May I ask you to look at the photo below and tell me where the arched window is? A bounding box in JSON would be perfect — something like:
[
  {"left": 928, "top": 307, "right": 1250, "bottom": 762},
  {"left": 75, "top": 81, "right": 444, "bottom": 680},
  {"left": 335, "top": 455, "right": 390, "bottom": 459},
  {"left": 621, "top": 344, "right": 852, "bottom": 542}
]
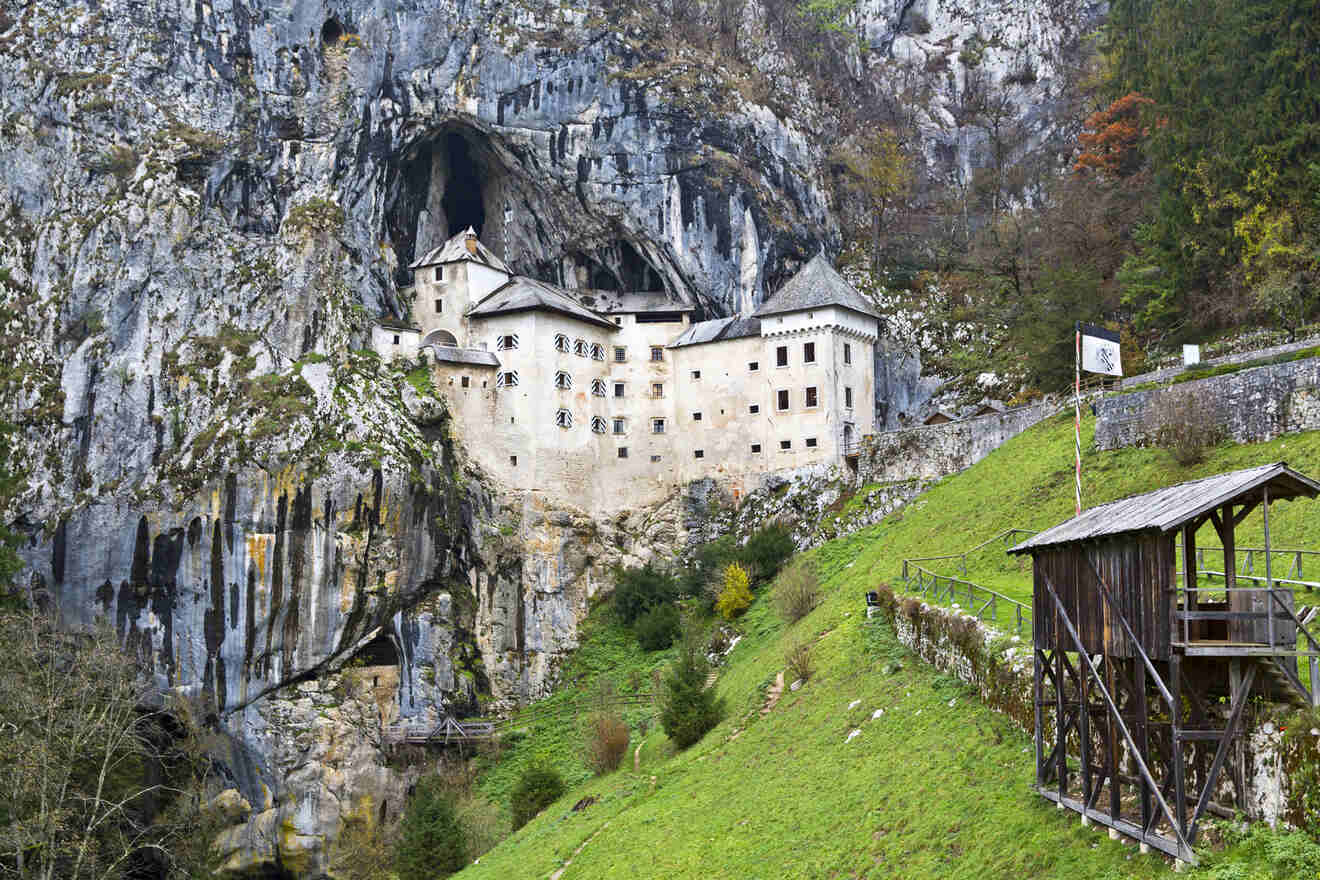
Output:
[
  {"left": 590, "top": 343, "right": 605, "bottom": 361},
  {"left": 496, "top": 371, "right": 519, "bottom": 388},
  {"left": 591, "top": 379, "right": 607, "bottom": 397},
  {"left": 554, "top": 333, "right": 571, "bottom": 353},
  {"left": 554, "top": 371, "right": 573, "bottom": 390},
  {"left": 591, "top": 416, "right": 607, "bottom": 434},
  {"left": 555, "top": 408, "right": 572, "bottom": 428},
  {"left": 496, "top": 334, "right": 519, "bottom": 351},
  {"left": 574, "top": 338, "right": 589, "bottom": 357}
]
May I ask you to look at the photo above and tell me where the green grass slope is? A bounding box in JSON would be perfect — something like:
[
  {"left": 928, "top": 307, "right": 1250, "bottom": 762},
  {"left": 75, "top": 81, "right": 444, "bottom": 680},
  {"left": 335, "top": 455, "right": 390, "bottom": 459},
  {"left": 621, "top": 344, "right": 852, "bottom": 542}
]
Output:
[{"left": 458, "top": 417, "right": 1320, "bottom": 879}]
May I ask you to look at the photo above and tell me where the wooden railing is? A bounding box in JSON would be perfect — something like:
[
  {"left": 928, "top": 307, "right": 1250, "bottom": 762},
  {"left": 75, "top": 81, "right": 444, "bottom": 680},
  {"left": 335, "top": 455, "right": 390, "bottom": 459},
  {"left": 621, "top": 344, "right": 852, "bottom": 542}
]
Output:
[
  {"left": 384, "top": 692, "right": 659, "bottom": 747},
  {"left": 901, "top": 564, "right": 1032, "bottom": 638},
  {"left": 1191, "top": 546, "right": 1320, "bottom": 587},
  {"left": 904, "top": 528, "right": 1037, "bottom": 578}
]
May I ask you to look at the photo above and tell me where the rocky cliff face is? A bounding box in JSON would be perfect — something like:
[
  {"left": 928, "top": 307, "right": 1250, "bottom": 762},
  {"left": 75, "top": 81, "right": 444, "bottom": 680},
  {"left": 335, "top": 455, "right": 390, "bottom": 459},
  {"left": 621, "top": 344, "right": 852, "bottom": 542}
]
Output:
[{"left": 0, "top": 0, "right": 1099, "bottom": 872}]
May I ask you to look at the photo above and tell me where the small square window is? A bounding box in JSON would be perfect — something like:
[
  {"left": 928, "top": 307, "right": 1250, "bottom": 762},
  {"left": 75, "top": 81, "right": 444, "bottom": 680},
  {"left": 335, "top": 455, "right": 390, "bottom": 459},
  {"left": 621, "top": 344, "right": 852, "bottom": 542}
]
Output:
[
  {"left": 691, "top": 370, "right": 701, "bottom": 380},
  {"left": 614, "top": 382, "right": 625, "bottom": 398},
  {"left": 748, "top": 361, "right": 759, "bottom": 371},
  {"left": 845, "top": 386, "right": 854, "bottom": 408},
  {"left": 650, "top": 346, "right": 664, "bottom": 361},
  {"left": 750, "top": 404, "right": 760, "bottom": 414},
  {"left": 434, "top": 299, "right": 442, "bottom": 314},
  {"left": 805, "top": 437, "right": 818, "bottom": 448},
  {"left": 650, "top": 454, "right": 662, "bottom": 463},
  {"left": 844, "top": 342, "right": 852, "bottom": 365},
  {"left": 614, "top": 346, "right": 627, "bottom": 362},
  {"left": 461, "top": 376, "right": 470, "bottom": 388},
  {"left": 618, "top": 447, "right": 629, "bottom": 458},
  {"left": 652, "top": 418, "right": 666, "bottom": 434},
  {"left": 692, "top": 412, "right": 702, "bottom": 421},
  {"left": 510, "top": 455, "right": 518, "bottom": 466},
  {"left": 392, "top": 334, "right": 400, "bottom": 344},
  {"left": 694, "top": 449, "right": 704, "bottom": 459},
  {"left": 651, "top": 383, "right": 664, "bottom": 398},
  {"left": 803, "top": 342, "right": 815, "bottom": 363},
  {"left": 750, "top": 443, "right": 761, "bottom": 454},
  {"left": 780, "top": 439, "right": 792, "bottom": 450},
  {"left": 613, "top": 418, "right": 625, "bottom": 435},
  {"left": 805, "top": 386, "right": 818, "bottom": 408},
  {"left": 776, "top": 389, "right": 789, "bottom": 411}
]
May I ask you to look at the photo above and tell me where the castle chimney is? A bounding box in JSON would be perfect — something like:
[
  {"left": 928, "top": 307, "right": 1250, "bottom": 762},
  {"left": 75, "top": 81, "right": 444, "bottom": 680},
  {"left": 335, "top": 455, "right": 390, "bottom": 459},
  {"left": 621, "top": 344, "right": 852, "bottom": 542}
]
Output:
[{"left": 464, "top": 229, "right": 478, "bottom": 255}]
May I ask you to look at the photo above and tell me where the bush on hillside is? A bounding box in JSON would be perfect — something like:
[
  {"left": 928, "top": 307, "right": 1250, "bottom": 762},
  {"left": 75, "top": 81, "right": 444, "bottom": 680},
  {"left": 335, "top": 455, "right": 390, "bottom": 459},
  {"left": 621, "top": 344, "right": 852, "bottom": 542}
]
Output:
[
  {"left": 784, "top": 638, "right": 814, "bottom": 683},
  {"left": 681, "top": 535, "right": 738, "bottom": 605},
  {"left": 660, "top": 637, "right": 724, "bottom": 749},
  {"left": 584, "top": 712, "right": 630, "bottom": 775},
  {"left": 634, "top": 603, "right": 681, "bottom": 651},
  {"left": 715, "top": 562, "right": 753, "bottom": 620},
  {"left": 395, "top": 777, "right": 466, "bottom": 880},
  {"left": 1148, "top": 388, "right": 1225, "bottom": 466},
  {"left": 773, "top": 560, "right": 821, "bottom": 623},
  {"left": 613, "top": 564, "right": 681, "bottom": 625},
  {"left": 510, "top": 762, "right": 566, "bottom": 830},
  {"left": 742, "top": 522, "right": 795, "bottom": 583}
]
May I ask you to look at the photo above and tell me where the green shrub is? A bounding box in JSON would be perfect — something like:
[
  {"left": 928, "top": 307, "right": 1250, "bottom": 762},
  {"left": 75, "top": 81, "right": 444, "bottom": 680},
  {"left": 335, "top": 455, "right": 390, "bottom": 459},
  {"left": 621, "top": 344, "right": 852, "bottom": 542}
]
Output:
[
  {"left": 584, "top": 712, "right": 630, "bottom": 775},
  {"left": 773, "top": 560, "right": 821, "bottom": 623},
  {"left": 715, "top": 562, "right": 753, "bottom": 620},
  {"left": 633, "top": 603, "right": 681, "bottom": 651},
  {"left": 612, "top": 564, "right": 680, "bottom": 625},
  {"left": 741, "top": 522, "right": 795, "bottom": 583},
  {"left": 395, "top": 777, "right": 466, "bottom": 880},
  {"left": 784, "top": 639, "right": 814, "bottom": 683},
  {"left": 510, "top": 762, "right": 565, "bottom": 830},
  {"left": 681, "top": 535, "right": 738, "bottom": 601},
  {"left": 660, "top": 637, "right": 724, "bottom": 749}
]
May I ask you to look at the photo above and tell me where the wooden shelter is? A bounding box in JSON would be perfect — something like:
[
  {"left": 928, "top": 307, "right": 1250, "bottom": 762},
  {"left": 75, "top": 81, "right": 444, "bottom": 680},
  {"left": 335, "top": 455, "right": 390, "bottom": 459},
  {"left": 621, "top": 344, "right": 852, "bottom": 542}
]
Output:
[{"left": 1008, "top": 462, "right": 1320, "bottom": 864}]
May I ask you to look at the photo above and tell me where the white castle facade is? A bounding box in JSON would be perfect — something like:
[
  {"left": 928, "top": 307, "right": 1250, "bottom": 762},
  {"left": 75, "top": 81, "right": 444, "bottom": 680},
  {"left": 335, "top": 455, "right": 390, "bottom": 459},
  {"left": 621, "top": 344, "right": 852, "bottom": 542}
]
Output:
[{"left": 373, "top": 229, "right": 878, "bottom": 512}]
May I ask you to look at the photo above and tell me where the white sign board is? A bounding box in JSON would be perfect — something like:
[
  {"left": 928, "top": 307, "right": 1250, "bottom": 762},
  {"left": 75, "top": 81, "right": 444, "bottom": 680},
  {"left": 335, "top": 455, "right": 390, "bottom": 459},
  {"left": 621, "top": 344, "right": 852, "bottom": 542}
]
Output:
[
  {"left": 1079, "top": 323, "right": 1123, "bottom": 377},
  {"left": 1183, "top": 344, "right": 1201, "bottom": 367}
]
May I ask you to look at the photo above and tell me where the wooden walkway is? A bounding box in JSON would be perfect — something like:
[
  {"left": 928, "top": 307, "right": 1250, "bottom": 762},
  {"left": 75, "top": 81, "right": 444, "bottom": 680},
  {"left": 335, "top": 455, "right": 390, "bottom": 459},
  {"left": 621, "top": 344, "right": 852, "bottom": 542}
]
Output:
[{"left": 384, "top": 693, "right": 659, "bottom": 748}]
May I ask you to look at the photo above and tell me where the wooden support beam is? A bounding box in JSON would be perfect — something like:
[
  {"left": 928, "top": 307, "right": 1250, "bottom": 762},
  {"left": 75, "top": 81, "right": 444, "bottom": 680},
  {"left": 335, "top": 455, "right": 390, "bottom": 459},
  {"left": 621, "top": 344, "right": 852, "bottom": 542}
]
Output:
[
  {"left": 1171, "top": 653, "right": 1187, "bottom": 841},
  {"left": 1188, "top": 662, "right": 1258, "bottom": 842}
]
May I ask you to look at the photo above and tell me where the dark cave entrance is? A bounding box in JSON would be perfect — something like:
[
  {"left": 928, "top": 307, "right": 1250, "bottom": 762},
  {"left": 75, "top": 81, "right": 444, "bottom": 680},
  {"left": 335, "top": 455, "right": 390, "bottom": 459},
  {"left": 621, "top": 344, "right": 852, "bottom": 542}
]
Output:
[
  {"left": 573, "top": 239, "right": 666, "bottom": 291},
  {"left": 441, "top": 132, "right": 486, "bottom": 238},
  {"left": 354, "top": 633, "right": 400, "bottom": 667}
]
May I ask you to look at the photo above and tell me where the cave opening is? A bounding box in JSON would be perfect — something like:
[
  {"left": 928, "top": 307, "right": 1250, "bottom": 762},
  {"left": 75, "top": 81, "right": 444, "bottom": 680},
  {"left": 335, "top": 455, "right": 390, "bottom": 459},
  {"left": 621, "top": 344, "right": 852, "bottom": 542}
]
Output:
[
  {"left": 441, "top": 132, "right": 486, "bottom": 239},
  {"left": 354, "top": 633, "right": 399, "bottom": 667},
  {"left": 320, "top": 17, "right": 343, "bottom": 44}
]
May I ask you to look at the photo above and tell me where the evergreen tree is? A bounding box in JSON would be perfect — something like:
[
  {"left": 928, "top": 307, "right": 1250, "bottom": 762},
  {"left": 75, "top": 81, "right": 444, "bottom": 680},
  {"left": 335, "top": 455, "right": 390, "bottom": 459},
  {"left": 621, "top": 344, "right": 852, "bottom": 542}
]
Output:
[
  {"left": 660, "top": 637, "right": 724, "bottom": 749},
  {"left": 395, "top": 778, "right": 467, "bottom": 880}
]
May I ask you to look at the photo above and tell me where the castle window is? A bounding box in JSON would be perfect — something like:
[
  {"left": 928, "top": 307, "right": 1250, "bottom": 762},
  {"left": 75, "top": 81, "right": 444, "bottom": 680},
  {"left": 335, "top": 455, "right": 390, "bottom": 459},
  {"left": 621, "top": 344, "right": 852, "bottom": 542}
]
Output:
[
  {"left": 592, "top": 379, "right": 607, "bottom": 397},
  {"left": 554, "top": 371, "right": 573, "bottom": 390},
  {"left": 614, "top": 317, "right": 622, "bottom": 326},
  {"left": 497, "top": 334, "right": 518, "bottom": 351},
  {"left": 651, "top": 383, "right": 664, "bottom": 398},
  {"left": 692, "top": 412, "right": 702, "bottom": 421},
  {"left": 591, "top": 416, "right": 608, "bottom": 434},
  {"left": 461, "top": 376, "right": 470, "bottom": 388},
  {"left": 844, "top": 386, "right": 854, "bottom": 408},
  {"left": 750, "top": 443, "right": 761, "bottom": 454},
  {"left": 650, "top": 346, "right": 664, "bottom": 362},
  {"left": 776, "top": 346, "right": 788, "bottom": 367},
  {"left": 805, "top": 437, "right": 818, "bottom": 448},
  {"left": 575, "top": 338, "right": 589, "bottom": 357},
  {"left": 554, "top": 334, "right": 571, "bottom": 353},
  {"left": 613, "top": 418, "right": 625, "bottom": 435},
  {"left": 843, "top": 342, "right": 852, "bottom": 365},
  {"left": 694, "top": 449, "right": 704, "bottom": 459},
  {"left": 776, "top": 389, "right": 789, "bottom": 411},
  {"left": 496, "top": 371, "right": 519, "bottom": 387},
  {"left": 510, "top": 455, "right": 518, "bottom": 466},
  {"left": 805, "top": 386, "right": 818, "bottom": 408},
  {"left": 780, "top": 439, "right": 792, "bottom": 450},
  {"left": 434, "top": 299, "right": 442, "bottom": 314},
  {"left": 803, "top": 342, "right": 816, "bottom": 363},
  {"left": 613, "top": 382, "right": 625, "bottom": 398},
  {"left": 555, "top": 408, "right": 572, "bottom": 428},
  {"left": 651, "top": 418, "right": 666, "bottom": 434},
  {"left": 618, "top": 446, "right": 629, "bottom": 458},
  {"left": 691, "top": 370, "right": 701, "bottom": 380},
  {"left": 748, "top": 361, "right": 759, "bottom": 371},
  {"left": 435, "top": 266, "right": 444, "bottom": 282},
  {"left": 650, "top": 455, "right": 662, "bottom": 462},
  {"left": 590, "top": 343, "right": 605, "bottom": 361},
  {"left": 393, "top": 334, "right": 400, "bottom": 344},
  {"left": 750, "top": 404, "right": 760, "bottom": 414},
  {"left": 614, "top": 346, "right": 627, "bottom": 362}
]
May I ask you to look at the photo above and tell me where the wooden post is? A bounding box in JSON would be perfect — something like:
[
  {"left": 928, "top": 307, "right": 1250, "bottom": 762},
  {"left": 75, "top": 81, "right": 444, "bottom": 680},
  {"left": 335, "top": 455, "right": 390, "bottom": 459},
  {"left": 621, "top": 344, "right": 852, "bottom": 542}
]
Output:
[
  {"left": 1221, "top": 504, "right": 1242, "bottom": 642},
  {"left": 1170, "top": 654, "right": 1186, "bottom": 839},
  {"left": 1135, "top": 659, "right": 1152, "bottom": 834},
  {"left": 1034, "top": 648, "right": 1046, "bottom": 785},
  {"left": 1056, "top": 646, "right": 1067, "bottom": 800},
  {"left": 1182, "top": 524, "right": 1198, "bottom": 643},
  {"left": 1264, "top": 486, "right": 1275, "bottom": 647},
  {"left": 1106, "top": 656, "right": 1121, "bottom": 821}
]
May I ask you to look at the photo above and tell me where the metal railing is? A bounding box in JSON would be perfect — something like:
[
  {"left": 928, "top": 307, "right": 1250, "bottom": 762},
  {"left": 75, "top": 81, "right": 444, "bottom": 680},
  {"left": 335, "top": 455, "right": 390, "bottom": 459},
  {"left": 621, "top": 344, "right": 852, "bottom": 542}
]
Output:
[{"left": 1192, "top": 546, "right": 1320, "bottom": 585}]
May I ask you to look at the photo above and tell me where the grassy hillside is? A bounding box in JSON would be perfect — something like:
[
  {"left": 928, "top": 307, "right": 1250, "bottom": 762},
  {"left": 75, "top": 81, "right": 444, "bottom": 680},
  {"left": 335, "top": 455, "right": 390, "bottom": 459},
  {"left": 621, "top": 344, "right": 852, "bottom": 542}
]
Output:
[{"left": 455, "top": 418, "right": 1320, "bottom": 879}]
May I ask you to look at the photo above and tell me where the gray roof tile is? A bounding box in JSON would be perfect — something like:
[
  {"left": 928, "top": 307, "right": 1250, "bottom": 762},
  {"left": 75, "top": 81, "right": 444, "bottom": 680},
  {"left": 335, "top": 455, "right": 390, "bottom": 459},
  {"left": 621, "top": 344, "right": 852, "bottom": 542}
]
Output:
[
  {"left": 409, "top": 228, "right": 511, "bottom": 274},
  {"left": 466, "top": 277, "right": 617, "bottom": 329},
  {"left": 669, "top": 316, "right": 761, "bottom": 348},
  {"left": 753, "top": 255, "right": 880, "bottom": 319}
]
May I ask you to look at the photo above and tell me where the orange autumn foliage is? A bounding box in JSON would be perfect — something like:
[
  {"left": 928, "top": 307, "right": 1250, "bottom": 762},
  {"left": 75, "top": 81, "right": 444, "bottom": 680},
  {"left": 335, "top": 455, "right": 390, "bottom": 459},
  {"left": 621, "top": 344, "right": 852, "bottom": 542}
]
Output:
[{"left": 1074, "top": 92, "right": 1156, "bottom": 178}]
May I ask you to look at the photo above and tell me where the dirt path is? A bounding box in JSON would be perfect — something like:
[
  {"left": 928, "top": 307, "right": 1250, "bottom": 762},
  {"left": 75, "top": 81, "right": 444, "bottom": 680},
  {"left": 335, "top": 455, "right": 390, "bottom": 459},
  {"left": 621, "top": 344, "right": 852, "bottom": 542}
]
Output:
[{"left": 760, "top": 671, "right": 785, "bottom": 717}]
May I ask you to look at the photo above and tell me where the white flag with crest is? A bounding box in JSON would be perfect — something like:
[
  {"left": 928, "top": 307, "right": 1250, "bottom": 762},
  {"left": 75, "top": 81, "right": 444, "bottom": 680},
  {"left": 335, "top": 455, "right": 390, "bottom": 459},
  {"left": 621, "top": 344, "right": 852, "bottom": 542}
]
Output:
[{"left": 1079, "top": 322, "right": 1122, "bottom": 377}]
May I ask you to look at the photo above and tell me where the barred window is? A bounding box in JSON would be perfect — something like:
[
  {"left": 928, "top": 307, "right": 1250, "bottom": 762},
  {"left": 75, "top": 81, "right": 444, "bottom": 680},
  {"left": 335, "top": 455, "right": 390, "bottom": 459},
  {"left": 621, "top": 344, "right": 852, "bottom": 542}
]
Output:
[
  {"left": 496, "top": 371, "right": 519, "bottom": 387},
  {"left": 555, "top": 408, "right": 572, "bottom": 428},
  {"left": 614, "top": 346, "right": 626, "bottom": 362},
  {"left": 652, "top": 418, "right": 666, "bottom": 434},
  {"left": 612, "top": 417, "right": 626, "bottom": 435},
  {"left": 497, "top": 334, "right": 519, "bottom": 351},
  {"left": 554, "top": 333, "right": 571, "bottom": 353},
  {"left": 554, "top": 371, "right": 573, "bottom": 389},
  {"left": 591, "top": 416, "right": 608, "bottom": 434},
  {"left": 591, "top": 379, "right": 608, "bottom": 397}
]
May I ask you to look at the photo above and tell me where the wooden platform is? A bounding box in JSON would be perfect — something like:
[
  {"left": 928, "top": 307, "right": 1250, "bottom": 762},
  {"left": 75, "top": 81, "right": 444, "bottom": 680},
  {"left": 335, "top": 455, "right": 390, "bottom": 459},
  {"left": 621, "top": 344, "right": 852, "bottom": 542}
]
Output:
[{"left": 1179, "top": 640, "right": 1317, "bottom": 657}]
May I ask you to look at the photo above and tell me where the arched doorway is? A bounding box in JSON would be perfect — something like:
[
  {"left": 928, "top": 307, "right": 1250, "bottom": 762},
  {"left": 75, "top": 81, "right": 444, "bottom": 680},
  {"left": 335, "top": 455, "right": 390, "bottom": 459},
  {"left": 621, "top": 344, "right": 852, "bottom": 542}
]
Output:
[{"left": 425, "top": 329, "right": 458, "bottom": 347}]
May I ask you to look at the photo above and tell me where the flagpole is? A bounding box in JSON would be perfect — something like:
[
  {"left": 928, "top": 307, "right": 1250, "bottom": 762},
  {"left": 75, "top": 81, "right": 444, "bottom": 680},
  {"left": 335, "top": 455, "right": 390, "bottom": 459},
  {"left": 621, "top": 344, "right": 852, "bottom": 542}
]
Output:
[{"left": 1074, "top": 321, "right": 1082, "bottom": 517}]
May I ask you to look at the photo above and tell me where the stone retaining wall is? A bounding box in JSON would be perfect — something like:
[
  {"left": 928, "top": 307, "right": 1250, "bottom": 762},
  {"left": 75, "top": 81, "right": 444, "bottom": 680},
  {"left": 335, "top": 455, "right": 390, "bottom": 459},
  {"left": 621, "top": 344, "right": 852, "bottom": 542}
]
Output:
[{"left": 1096, "top": 357, "right": 1320, "bottom": 450}]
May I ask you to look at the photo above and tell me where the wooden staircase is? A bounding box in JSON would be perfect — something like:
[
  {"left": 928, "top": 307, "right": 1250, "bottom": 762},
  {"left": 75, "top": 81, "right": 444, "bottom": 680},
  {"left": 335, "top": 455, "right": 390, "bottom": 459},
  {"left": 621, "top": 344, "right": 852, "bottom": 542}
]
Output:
[{"left": 1259, "top": 657, "right": 1313, "bottom": 707}]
